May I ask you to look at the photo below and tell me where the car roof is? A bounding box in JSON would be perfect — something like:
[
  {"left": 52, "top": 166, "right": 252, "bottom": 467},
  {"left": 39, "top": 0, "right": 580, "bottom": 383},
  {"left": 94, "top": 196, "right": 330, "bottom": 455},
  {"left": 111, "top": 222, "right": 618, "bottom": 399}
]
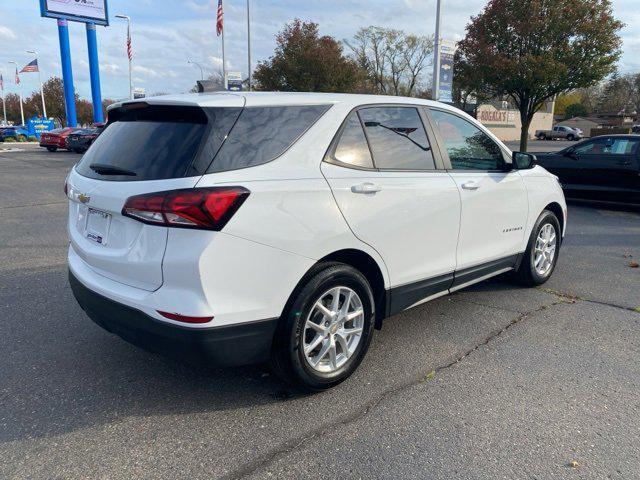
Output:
[{"left": 111, "top": 91, "right": 454, "bottom": 111}]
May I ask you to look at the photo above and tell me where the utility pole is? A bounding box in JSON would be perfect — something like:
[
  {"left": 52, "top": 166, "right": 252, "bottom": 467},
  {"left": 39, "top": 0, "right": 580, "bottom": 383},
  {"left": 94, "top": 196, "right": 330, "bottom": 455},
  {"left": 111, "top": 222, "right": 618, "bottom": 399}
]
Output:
[
  {"left": 26, "top": 50, "right": 47, "bottom": 118},
  {"left": 431, "top": 0, "right": 443, "bottom": 101}
]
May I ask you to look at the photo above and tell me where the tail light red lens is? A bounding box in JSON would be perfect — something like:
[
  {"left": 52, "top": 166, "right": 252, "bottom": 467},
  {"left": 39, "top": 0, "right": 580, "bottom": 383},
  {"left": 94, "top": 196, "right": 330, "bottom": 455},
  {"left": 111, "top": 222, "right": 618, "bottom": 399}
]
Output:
[{"left": 122, "top": 186, "right": 250, "bottom": 230}]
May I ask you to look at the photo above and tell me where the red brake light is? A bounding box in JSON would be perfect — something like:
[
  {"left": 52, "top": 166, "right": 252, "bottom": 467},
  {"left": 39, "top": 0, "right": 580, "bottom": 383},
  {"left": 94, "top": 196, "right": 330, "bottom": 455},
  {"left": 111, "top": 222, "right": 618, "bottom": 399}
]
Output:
[{"left": 122, "top": 187, "right": 250, "bottom": 230}]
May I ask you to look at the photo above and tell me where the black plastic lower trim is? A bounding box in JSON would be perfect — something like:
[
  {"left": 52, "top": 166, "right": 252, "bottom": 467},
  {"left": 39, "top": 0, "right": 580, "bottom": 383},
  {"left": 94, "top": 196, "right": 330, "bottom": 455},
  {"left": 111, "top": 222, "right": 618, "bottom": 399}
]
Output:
[
  {"left": 69, "top": 271, "right": 278, "bottom": 367},
  {"left": 386, "top": 253, "right": 522, "bottom": 317}
]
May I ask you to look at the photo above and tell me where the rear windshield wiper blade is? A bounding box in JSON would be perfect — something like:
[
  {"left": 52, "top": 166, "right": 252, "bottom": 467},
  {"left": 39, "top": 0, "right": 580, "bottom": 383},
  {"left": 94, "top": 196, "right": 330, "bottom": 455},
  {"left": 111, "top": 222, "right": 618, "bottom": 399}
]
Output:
[{"left": 89, "top": 163, "right": 137, "bottom": 176}]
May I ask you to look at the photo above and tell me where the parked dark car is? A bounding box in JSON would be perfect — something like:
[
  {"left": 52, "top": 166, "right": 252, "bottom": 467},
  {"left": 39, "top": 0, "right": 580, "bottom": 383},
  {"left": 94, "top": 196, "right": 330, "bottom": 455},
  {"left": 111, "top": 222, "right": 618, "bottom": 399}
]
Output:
[
  {"left": 536, "top": 134, "right": 640, "bottom": 206},
  {"left": 39, "top": 127, "right": 75, "bottom": 151},
  {"left": 67, "top": 125, "right": 105, "bottom": 153}
]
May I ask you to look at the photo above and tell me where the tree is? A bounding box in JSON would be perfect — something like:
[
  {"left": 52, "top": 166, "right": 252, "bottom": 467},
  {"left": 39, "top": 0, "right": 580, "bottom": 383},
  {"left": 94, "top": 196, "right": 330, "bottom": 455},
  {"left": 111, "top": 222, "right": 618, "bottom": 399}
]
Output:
[
  {"left": 554, "top": 92, "right": 582, "bottom": 118},
  {"left": 4, "top": 93, "right": 22, "bottom": 125},
  {"left": 564, "top": 103, "right": 589, "bottom": 119},
  {"left": 254, "top": 19, "right": 362, "bottom": 93},
  {"left": 346, "top": 27, "right": 433, "bottom": 96},
  {"left": 456, "top": 0, "right": 623, "bottom": 151},
  {"left": 596, "top": 73, "right": 638, "bottom": 113}
]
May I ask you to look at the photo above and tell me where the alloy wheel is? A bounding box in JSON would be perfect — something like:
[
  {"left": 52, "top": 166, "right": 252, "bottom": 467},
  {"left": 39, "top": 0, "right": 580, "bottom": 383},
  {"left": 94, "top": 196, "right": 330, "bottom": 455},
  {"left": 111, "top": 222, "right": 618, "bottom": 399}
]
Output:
[
  {"left": 302, "top": 286, "right": 365, "bottom": 373},
  {"left": 534, "top": 223, "right": 557, "bottom": 276}
]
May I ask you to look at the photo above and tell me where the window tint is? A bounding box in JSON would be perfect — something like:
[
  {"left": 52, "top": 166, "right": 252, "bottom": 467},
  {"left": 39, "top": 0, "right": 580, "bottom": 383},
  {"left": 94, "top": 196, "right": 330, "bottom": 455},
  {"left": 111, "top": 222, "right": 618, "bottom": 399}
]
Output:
[
  {"left": 359, "top": 107, "right": 435, "bottom": 170},
  {"left": 76, "top": 105, "right": 241, "bottom": 181},
  {"left": 208, "top": 105, "right": 331, "bottom": 172},
  {"left": 331, "top": 112, "right": 373, "bottom": 168},
  {"left": 575, "top": 137, "right": 639, "bottom": 156},
  {"left": 430, "top": 109, "right": 505, "bottom": 170}
]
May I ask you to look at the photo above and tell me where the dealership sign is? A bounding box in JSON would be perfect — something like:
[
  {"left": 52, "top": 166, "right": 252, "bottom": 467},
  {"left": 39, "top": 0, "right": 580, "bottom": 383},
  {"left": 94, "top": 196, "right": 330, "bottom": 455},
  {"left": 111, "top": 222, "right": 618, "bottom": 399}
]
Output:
[
  {"left": 40, "top": 0, "right": 109, "bottom": 26},
  {"left": 437, "top": 40, "right": 457, "bottom": 103},
  {"left": 478, "top": 108, "right": 516, "bottom": 127}
]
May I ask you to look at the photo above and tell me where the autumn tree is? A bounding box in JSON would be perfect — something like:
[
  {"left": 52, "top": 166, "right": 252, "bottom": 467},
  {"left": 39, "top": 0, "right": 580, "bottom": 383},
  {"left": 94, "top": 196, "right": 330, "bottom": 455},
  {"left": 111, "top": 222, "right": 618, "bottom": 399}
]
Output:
[
  {"left": 565, "top": 103, "right": 589, "bottom": 119},
  {"left": 456, "top": 0, "right": 623, "bottom": 151},
  {"left": 346, "top": 27, "right": 433, "bottom": 96},
  {"left": 4, "top": 93, "right": 23, "bottom": 125},
  {"left": 254, "top": 19, "right": 362, "bottom": 92}
]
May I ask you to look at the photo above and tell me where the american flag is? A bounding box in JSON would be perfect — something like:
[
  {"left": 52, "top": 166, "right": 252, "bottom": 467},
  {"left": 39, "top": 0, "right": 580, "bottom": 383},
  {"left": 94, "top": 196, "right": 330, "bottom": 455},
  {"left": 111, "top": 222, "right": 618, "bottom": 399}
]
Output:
[
  {"left": 126, "top": 24, "right": 133, "bottom": 61},
  {"left": 216, "top": 0, "right": 224, "bottom": 36},
  {"left": 20, "top": 59, "right": 39, "bottom": 73},
  {"left": 14, "top": 68, "right": 20, "bottom": 85}
]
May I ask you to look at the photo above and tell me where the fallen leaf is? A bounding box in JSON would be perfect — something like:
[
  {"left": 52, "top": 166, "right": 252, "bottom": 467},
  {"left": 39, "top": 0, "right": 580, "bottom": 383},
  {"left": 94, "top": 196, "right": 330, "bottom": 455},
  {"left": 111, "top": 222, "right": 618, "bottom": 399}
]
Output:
[
  {"left": 425, "top": 370, "right": 436, "bottom": 381},
  {"left": 630, "top": 261, "right": 639, "bottom": 268},
  {"left": 569, "top": 460, "right": 580, "bottom": 468}
]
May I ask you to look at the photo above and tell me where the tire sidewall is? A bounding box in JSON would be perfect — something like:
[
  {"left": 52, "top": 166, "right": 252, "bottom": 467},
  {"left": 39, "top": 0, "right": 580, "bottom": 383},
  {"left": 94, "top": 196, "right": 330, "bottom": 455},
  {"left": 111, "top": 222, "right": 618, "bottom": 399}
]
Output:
[
  {"left": 525, "top": 211, "right": 561, "bottom": 284},
  {"left": 281, "top": 265, "right": 375, "bottom": 390}
]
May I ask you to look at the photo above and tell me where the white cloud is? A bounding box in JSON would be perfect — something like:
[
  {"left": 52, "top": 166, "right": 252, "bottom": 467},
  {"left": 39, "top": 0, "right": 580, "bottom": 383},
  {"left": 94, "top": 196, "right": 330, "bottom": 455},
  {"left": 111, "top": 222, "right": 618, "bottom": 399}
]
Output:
[{"left": 0, "top": 26, "right": 17, "bottom": 40}]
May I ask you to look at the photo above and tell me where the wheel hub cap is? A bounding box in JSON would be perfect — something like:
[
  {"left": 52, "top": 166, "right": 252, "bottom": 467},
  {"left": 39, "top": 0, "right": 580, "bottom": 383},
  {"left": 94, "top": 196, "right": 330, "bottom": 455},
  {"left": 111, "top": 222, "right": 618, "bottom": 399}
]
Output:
[
  {"left": 302, "top": 286, "right": 365, "bottom": 373},
  {"left": 534, "top": 223, "right": 557, "bottom": 276}
]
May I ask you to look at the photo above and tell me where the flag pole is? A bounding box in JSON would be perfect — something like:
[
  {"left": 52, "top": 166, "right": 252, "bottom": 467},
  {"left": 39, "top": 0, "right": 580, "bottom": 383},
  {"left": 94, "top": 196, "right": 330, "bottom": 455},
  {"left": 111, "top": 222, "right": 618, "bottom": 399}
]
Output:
[
  {"left": 27, "top": 50, "right": 47, "bottom": 118},
  {"left": 222, "top": 14, "right": 227, "bottom": 89},
  {"left": 8, "top": 62, "right": 24, "bottom": 125},
  {"left": 1, "top": 74, "right": 6, "bottom": 126},
  {"left": 247, "top": 0, "right": 252, "bottom": 91}
]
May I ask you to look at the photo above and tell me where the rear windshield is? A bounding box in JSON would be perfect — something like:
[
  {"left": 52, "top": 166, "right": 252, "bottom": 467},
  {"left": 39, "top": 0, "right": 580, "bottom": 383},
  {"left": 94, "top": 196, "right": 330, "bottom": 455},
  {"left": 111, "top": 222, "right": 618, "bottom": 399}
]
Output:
[
  {"left": 75, "top": 103, "right": 329, "bottom": 181},
  {"left": 75, "top": 104, "right": 241, "bottom": 181}
]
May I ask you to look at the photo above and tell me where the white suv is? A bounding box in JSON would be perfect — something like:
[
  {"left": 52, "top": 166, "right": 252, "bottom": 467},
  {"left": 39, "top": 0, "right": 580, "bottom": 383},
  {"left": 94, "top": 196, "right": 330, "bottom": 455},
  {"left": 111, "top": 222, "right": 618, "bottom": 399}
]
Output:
[{"left": 67, "top": 92, "right": 566, "bottom": 390}]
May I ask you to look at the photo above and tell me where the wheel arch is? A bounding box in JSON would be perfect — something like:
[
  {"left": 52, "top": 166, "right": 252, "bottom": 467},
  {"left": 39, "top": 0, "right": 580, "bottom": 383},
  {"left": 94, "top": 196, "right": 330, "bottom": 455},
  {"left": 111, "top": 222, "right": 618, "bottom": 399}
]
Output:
[
  {"left": 543, "top": 201, "right": 565, "bottom": 237},
  {"left": 279, "top": 248, "right": 388, "bottom": 331}
]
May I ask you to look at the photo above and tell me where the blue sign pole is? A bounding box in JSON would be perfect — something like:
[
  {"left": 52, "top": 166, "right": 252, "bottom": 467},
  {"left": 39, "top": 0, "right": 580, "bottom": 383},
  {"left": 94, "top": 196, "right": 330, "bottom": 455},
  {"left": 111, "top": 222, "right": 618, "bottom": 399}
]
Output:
[
  {"left": 86, "top": 23, "right": 103, "bottom": 123},
  {"left": 57, "top": 19, "right": 77, "bottom": 127}
]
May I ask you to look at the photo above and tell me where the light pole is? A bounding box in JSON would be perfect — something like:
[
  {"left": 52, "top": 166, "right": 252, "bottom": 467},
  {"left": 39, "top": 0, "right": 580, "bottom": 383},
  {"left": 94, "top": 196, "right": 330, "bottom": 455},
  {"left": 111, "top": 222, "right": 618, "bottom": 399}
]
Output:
[
  {"left": 8, "top": 61, "right": 24, "bottom": 125},
  {"left": 247, "top": 0, "right": 252, "bottom": 91},
  {"left": 1, "top": 69, "right": 6, "bottom": 126},
  {"left": 26, "top": 50, "right": 47, "bottom": 118},
  {"left": 431, "top": 0, "right": 443, "bottom": 101},
  {"left": 115, "top": 14, "right": 133, "bottom": 100},
  {"left": 188, "top": 60, "right": 204, "bottom": 81}
]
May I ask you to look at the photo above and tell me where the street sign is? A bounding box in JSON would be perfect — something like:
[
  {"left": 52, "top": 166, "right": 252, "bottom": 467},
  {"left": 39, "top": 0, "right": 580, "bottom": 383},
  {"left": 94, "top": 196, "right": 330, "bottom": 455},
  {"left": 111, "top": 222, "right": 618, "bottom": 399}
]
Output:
[
  {"left": 40, "top": 0, "right": 109, "bottom": 26},
  {"left": 133, "top": 88, "right": 146, "bottom": 99},
  {"left": 227, "top": 72, "right": 243, "bottom": 91},
  {"left": 438, "top": 39, "right": 457, "bottom": 103}
]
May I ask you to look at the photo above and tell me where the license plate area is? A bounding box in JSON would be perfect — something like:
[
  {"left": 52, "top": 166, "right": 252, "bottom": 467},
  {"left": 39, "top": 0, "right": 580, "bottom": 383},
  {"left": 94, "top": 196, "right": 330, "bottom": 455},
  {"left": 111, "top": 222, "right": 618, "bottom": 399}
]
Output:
[{"left": 85, "top": 208, "right": 111, "bottom": 245}]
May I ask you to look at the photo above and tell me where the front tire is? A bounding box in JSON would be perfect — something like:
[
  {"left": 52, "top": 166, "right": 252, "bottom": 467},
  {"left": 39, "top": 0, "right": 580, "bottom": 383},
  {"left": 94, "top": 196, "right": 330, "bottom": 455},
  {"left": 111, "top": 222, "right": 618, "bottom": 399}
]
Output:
[
  {"left": 46, "top": 146, "right": 57, "bottom": 152},
  {"left": 513, "top": 210, "right": 561, "bottom": 286},
  {"left": 271, "top": 263, "right": 375, "bottom": 391}
]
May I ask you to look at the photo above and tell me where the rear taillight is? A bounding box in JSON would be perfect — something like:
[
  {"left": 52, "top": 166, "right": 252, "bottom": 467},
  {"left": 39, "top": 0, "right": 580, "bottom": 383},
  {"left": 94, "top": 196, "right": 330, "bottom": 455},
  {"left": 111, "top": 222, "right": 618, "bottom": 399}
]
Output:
[{"left": 122, "top": 187, "right": 250, "bottom": 230}]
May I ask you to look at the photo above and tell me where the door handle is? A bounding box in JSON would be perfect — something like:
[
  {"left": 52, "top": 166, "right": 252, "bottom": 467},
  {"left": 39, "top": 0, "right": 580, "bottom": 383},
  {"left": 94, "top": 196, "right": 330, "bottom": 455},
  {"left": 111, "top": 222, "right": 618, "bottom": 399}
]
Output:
[
  {"left": 461, "top": 181, "right": 480, "bottom": 191},
  {"left": 351, "top": 182, "right": 382, "bottom": 194}
]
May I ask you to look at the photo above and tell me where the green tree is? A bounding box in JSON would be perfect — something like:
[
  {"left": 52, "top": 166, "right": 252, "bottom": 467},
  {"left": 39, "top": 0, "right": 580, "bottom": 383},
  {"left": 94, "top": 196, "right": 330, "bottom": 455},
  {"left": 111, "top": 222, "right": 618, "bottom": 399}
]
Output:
[
  {"left": 564, "top": 103, "right": 589, "bottom": 119},
  {"left": 346, "top": 27, "right": 433, "bottom": 96},
  {"left": 456, "top": 0, "right": 623, "bottom": 151},
  {"left": 254, "top": 19, "right": 362, "bottom": 92}
]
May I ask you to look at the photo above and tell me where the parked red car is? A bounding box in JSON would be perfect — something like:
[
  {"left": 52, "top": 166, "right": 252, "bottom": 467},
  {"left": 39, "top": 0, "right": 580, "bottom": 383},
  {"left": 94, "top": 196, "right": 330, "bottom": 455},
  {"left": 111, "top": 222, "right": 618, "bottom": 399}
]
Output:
[{"left": 39, "top": 127, "right": 75, "bottom": 152}]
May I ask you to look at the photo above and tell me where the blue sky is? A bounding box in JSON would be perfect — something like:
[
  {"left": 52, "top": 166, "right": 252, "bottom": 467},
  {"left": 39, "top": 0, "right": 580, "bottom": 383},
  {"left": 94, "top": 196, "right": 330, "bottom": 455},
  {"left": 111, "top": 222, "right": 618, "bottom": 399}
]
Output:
[{"left": 1, "top": 0, "right": 639, "bottom": 101}]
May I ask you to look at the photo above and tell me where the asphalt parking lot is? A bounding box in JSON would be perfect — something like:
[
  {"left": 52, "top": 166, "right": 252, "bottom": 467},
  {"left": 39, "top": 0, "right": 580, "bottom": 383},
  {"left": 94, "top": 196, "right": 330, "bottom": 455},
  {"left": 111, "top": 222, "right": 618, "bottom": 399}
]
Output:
[{"left": 1, "top": 143, "right": 639, "bottom": 479}]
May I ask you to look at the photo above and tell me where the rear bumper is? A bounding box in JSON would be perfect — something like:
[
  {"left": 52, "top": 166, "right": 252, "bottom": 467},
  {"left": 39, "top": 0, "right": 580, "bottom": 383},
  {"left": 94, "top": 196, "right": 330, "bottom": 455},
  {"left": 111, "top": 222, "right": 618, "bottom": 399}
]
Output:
[{"left": 69, "top": 270, "right": 278, "bottom": 367}]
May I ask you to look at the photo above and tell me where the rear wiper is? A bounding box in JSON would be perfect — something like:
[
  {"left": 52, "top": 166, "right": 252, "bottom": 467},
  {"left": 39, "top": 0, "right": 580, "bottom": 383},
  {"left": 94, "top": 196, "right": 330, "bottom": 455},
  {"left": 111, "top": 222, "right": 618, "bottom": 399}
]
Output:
[{"left": 89, "top": 163, "right": 137, "bottom": 176}]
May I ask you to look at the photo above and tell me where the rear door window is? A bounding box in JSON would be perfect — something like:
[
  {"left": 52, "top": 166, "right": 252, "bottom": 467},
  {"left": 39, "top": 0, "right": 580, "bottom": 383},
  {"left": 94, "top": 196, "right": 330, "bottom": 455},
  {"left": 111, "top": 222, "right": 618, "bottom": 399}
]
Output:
[
  {"left": 207, "top": 105, "right": 331, "bottom": 172},
  {"left": 75, "top": 104, "right": 241, "bottom": 181},
  {"left": 359, "top": 107, "right": 435, "bottom": 170},
  {"left": 330, "top": 112, "right": 374, "bottom": 168}
]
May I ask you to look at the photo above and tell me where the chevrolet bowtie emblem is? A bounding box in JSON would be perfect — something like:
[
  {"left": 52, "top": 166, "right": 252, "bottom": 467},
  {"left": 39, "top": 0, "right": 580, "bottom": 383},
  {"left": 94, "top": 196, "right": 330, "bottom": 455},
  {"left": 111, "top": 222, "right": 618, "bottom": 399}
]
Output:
[{"left": 77, "top": 193, "right": 91, "bottom": 204}]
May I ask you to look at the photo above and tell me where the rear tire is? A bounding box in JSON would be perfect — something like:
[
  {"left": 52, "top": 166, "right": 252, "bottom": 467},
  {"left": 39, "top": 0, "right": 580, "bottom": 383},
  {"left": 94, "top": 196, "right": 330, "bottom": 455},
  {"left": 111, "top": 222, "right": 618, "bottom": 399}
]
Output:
[
  {"left": 270, "top": 263, "right": 375, "bottom": 391},
  {"left": 538, "top": 134, "right": 546, "bottom": 140},
  {"left": 513, "top": 210, "right": 561, "bottom": 286}
]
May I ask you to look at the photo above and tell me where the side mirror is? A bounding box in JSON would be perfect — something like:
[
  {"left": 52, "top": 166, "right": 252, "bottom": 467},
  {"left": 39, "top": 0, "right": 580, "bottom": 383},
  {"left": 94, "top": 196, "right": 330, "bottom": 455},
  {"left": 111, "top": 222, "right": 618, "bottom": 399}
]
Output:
[{"left": 512, "top": 151, "right": 537, "bottom": 170}]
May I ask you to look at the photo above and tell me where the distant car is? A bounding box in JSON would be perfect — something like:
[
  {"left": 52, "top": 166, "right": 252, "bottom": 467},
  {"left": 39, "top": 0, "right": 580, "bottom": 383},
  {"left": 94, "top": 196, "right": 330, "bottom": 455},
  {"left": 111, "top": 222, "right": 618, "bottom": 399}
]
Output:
[
  {"left": 0, "top": 126, "right": 29, "bottom": 142},
  {"left": 39, "top": 127, "right": 75, "bottom": 152},
  {"left": 536, "top": 134, "right": 640, "bottom": 206},
  {"left": 535, "top": 125, "right": 582, "bottom": 141},
  {"left": 67, "top": 125, "right": 105, "bottom": 153}
]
